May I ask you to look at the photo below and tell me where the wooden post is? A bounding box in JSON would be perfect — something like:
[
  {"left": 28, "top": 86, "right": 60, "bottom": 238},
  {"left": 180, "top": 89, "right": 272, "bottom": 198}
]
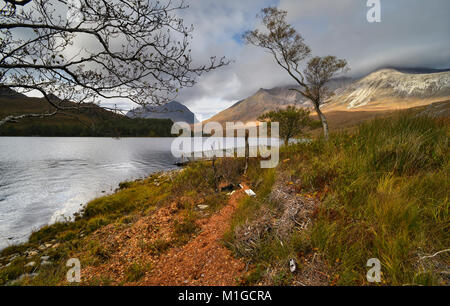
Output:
[{"left": 244, "top": 129, "right": 249, "bottom": 174}]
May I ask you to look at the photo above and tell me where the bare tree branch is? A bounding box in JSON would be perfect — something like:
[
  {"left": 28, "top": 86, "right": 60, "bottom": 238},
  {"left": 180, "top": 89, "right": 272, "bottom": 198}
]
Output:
[
  {"left": 244, "top": 7, "right": 349, "bottom": 138},
  {"left": 0, "top": 0, "right": 230, "bottom": 127}
]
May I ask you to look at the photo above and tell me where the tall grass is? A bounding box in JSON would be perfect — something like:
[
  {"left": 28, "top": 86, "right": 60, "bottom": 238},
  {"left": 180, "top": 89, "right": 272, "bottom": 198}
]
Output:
[
  {"left": 296, "top": 113, "right": 449, "bottom": 285},
  {"left": 226, "top": 112, "right": 448, "bottom": 285}
]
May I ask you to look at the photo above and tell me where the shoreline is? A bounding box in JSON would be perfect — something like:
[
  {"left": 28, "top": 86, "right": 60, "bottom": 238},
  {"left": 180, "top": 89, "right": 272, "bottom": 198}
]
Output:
[{"left": 0, "top": 165, "right": 183, "bottom": 253}]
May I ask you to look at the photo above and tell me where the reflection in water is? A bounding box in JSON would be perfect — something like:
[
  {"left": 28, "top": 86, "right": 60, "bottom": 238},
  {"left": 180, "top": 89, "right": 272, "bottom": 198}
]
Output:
[
  {"left": 0, "top": 137, "right": 179, "bottom": 249},
  {"left": 0, "top": 136, "right": 281, "bottom": 250}
]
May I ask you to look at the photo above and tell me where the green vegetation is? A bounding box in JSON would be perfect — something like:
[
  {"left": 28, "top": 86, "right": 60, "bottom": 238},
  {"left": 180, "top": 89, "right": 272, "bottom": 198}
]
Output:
[
  {"left": 0, "top": 173, "right": 171, "bottom": 285},
  {"left": 0, "top": 116, "right": 173, "bottom": 137},
  {"left": 125, "top": 262, "right": 151, "bottom": 282},
  {"left": 225, "top": 111, "right": 449, "bottom": 286},
  {"left": 258, "top": 106, "right": 320, "bottom": 144},
  {"left": 0, "top": 157, "right": 244, "bottom": 285},
  {"left": 0, "top": 111, "right": 447, "bottom": 286},
  {"left": 303, "top": 113, "right": 449, "bottom": 285},
  {"left": 0, "top": 96, "right": 173, "bottom": 137}
]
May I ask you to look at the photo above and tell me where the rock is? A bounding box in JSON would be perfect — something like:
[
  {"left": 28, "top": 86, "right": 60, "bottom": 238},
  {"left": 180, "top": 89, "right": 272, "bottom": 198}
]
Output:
[
  {"left": 26, "top": 250, "right": 38, "bottom": 257},
  {"left": 44, "top": 243, "right": 52, "bottom": 248},
  {"left": 9, "top": 254, "right": 19, "bottom": 262},
  {"left": 25, "top": 261, "right": 36, "bottom": 267},
  {"left": 38, "top": 244, "right": 47, "bottom": 251},
  {"left": 41, "top": 260, "right": 52, "bottom": 266},
  {"left": 289, "top": 259, "right": 297, "bottom": 273},
  {"left": 40, "top": 256, "right": 50, "bottom": 261},
  {"left": 197, "top": 205, "right": 209, "bottom": 210}
]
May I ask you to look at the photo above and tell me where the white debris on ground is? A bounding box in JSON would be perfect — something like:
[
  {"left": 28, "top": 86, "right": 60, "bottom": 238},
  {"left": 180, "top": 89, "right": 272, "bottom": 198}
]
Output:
[
  {"left": 289, "top": 259, "right": 297, "bottom": 273},
  {"left": 244, "top": 189, "right": 256, "bottom": 197},
  {"left": 238, "top": 183, "right": 256, "bottom": 197}
]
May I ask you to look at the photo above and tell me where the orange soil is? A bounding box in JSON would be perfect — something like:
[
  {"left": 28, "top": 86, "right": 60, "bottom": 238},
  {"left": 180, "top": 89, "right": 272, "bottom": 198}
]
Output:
[
  {"left": 142, "top": 188, "right": 246, "bottom": 286},
  {"left": 81, "top": 186, "right": 248, "bottom": 286}
]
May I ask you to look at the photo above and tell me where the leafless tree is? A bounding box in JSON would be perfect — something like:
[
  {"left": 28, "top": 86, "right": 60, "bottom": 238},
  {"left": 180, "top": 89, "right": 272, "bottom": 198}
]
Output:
[
  {"left": 244, "top": 7, "right": 348, "bottom": 138},
  {"left": 0, "top": 0, "right": 229, "bottom": 126}
]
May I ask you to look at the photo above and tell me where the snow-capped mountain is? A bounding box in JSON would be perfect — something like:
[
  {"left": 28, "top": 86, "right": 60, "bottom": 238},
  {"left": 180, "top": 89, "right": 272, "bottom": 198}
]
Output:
[{"left": 326, "top": 68, "right": 450, "bottom": 110}]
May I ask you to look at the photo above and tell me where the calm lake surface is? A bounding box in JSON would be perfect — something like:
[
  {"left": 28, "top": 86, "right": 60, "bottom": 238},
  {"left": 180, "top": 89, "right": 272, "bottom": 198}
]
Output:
[
  {"left": 0, "top": 137, "right": 180, "bottom": 250},
  {"left": 0, "top": 136, "right": 280, "bottom": 250}
]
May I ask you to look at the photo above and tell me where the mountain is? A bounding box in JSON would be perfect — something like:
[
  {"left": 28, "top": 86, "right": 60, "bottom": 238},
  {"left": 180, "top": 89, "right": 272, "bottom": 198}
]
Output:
[
  {"left": 325, "top": 68, "right": 450, "bottom": 110},
  {"left": 206, "top": 78, "right": 353, "bottom": 123},
  {"left": 0, "top": 88, "right": 173, "bottom": 137},
  {"left": 0, "top": 86, "right": 27, "bottom": 99},
  {"left": 127, "top": 101, "right": 199, "bottom": 124},
  {"left": 206, "top": 68, "right": 450, "bottom": 123}
]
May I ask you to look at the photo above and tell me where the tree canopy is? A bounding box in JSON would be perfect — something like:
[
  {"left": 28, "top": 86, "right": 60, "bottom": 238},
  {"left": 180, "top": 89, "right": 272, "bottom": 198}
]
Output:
[
  {"left": 245, "top": 7, "right": 348, "bottom": 138},
  {"left": 258, "top": 106, "right": 319, "bottom": 144}
]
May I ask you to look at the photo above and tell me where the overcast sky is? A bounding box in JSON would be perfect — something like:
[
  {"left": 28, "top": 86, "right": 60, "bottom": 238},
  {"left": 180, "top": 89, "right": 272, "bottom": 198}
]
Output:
[
  {"left": 162, "top": 0, "right": 450, "bottom": 121},
  {"left": 17, "top": 0, "right": 450, "bottom": 120}
]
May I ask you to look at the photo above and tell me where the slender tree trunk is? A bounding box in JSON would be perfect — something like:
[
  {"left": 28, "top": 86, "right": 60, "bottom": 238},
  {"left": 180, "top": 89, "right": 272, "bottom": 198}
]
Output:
[{"left": 313, "top": 102, "right": 329, "bottom": 139}]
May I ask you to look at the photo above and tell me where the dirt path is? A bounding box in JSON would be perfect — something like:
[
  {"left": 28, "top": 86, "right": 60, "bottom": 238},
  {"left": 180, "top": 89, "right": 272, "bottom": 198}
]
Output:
[{"left": 142, "top": 188, "right": 247, "bottom": 286}]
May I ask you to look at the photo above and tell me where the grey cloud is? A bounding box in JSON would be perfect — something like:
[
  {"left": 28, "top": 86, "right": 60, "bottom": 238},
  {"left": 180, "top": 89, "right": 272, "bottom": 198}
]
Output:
[
  {"left": 173, "top": 0, "right": 450, "bottom": 121},
  {"left": 18, "top": 0, "right": 449, "bottom": 121}
]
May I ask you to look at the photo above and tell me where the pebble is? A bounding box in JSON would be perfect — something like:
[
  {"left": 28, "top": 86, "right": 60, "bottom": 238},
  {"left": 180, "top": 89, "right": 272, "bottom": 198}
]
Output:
[
  {"left": 197, "top": 205, "right": 209, "bottom": 210},
  {"left": 26, "top": 250, "right": 38, "bottom": 257},
  {"left": 41, "top": 256, "right": 50, "bottom": 261},
  {"left": 25, "top": 261, "right": 36, "bottom": 267},
  {"left": 41, "top": 260, "right": 52, "bottom": 266},
  {"left": 9, "top": 254, "right": 19, "bottom": 262}
]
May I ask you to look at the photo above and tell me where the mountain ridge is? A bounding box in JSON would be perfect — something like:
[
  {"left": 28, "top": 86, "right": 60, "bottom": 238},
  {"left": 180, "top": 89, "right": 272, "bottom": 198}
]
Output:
[
  {"left": 206, "top": 68, "right": 450, "bottom": 123},
  {"left": 127, "top": 101, "right": 199, "bottom": 124}
]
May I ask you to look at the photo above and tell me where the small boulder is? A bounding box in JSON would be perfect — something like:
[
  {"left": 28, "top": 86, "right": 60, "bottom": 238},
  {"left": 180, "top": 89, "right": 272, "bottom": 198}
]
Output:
[
  {"left": 41, "top": 260, "right": 52, "bottom": 266},
  {"left": 25, "top": 261, "right": 36, "bottom": 267}
]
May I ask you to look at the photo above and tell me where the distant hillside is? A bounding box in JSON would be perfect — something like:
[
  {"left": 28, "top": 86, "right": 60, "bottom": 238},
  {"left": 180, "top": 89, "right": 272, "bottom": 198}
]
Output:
[
  {"left": 127, "top": 101, "right": 199, "bottom": 124},
  {"left": 0, "top": 88, "right": 173, "bottom": 137},
  {"left": 206, "top": 68, "right": 450, "bottom": 123},
  {"left": 325, "top": 68, "right": 450, "bottom": 110},
  {"left": 206, "top": 78, "right": 352, "bottom": 123}
]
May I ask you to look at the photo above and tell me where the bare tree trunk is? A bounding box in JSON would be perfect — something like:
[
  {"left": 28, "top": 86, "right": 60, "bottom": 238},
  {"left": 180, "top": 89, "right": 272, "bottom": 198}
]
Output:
[{"left": 313, "top": 103, "right": 329, "bottom": 139}]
